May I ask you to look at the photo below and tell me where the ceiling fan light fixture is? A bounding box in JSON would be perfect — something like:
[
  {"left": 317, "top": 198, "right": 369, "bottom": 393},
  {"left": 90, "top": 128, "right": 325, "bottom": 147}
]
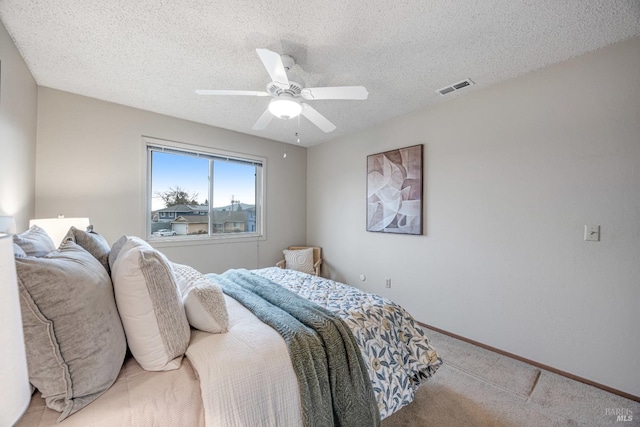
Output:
[{"left": 268, "top": 97, "right": 302, "bottom": 119}]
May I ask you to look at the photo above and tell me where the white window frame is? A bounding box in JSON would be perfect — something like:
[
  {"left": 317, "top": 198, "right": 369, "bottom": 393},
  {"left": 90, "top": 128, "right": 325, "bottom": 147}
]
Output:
[{"left": 143, "top": 136, "right": 265, "bottom": 246}]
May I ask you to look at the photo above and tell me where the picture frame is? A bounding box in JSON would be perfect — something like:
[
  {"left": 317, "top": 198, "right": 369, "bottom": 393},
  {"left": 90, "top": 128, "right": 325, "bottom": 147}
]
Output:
[{"left": 366, "top": 144, "right": 423, "bottom": 235}]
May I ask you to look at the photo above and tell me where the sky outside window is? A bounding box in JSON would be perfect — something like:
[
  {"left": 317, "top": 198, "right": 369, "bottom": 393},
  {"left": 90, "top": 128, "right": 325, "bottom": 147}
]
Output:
[
  {"left": 213, "top": 161, "right": 256, "bottom": 208},
  {"left": 151, "top": 151, "right": 256, "bottom": 211}
]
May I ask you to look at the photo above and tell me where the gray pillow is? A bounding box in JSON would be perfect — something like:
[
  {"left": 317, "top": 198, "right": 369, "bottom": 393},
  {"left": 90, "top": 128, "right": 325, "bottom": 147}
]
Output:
[
  {"left": 63, "top": 225, "right": 111, "bottom": 273},
  {"left": 15, "top": 241, "right": 127, "bottom": 421},
  {"left": 108, "top": 234, "right": 128, "bottom": 272},
  {"left": 13, "top": 225, "right": 56, "bottom": 257},
  {"left": 13, "top": 242, "right": 27, "bottom": 258}
]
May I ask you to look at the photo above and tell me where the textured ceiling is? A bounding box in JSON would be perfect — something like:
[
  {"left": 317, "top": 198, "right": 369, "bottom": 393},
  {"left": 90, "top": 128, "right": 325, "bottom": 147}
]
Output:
[{"left": 1, "top": 1, "right": 639, "bottom": 147}]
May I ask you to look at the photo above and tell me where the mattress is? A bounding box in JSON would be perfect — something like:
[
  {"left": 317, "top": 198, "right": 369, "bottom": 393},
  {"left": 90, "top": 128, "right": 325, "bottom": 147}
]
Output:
[{"left": 17, "top": 356, "right": 204, "bottom": 427}]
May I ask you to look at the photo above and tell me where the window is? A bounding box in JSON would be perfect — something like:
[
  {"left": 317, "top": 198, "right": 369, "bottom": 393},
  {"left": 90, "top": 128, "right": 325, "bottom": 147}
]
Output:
[{"left": 145, "top": 138, "right": 264, "bottom": 242}]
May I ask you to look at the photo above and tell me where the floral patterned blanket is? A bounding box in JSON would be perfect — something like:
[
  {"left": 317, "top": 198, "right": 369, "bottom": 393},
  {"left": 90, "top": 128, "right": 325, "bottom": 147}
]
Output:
[{"left": 252, "top": 267, "right": 442, "bottom": 419}]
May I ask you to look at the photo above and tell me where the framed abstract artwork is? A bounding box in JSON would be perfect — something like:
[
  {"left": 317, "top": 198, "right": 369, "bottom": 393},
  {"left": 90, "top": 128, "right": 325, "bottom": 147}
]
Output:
[{"left": 366, "top": 144, "right": 423, "bottom": 235}]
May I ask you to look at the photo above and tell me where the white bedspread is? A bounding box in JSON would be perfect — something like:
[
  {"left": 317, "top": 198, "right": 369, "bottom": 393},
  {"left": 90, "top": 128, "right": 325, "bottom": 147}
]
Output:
[{"left": 186, "top": 294, "right": 302, "bottom": 427}]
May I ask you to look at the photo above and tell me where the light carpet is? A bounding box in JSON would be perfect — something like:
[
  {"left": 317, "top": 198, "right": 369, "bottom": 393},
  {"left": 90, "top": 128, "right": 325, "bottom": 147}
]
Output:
[{"left": 381, "top": 328, "right": 639, "bottom": 426}]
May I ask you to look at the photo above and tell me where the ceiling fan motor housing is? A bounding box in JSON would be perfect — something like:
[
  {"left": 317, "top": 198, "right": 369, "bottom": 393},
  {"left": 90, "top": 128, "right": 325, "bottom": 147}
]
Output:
[
  {"left": 280, "top": 54, "right": 295, "bottom": 71},
  {"left": 266, "top": 78, "right": 304, "bottom": 97}
]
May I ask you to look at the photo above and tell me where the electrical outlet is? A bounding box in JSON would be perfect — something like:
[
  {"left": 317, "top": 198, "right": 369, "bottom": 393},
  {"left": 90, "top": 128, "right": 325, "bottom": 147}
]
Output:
[{"left": 385, "top": 279, "right": 391, "bottom": 288}]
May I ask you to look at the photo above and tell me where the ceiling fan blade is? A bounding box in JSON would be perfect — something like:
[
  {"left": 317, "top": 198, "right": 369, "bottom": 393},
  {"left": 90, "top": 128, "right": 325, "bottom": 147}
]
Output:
[
  {"left": 195, "top": 89, "right": 269, "bottom": 96},
  {"left": 256, "top": 48, "right": 290, "bottom": 90},
  {"left": 301, "top": 103, "right": 336, "bottom": 133},
  {"left": 300, "top": 86, "right": 369, "bottom": 100},
  {"left": 252, "top": 108, "right": 274, "bottom": 130}
]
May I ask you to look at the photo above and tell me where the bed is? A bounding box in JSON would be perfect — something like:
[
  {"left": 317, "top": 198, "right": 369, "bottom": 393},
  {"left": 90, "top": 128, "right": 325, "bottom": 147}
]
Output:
[{"left": 14, "top": 229, "right": 441, "bottom": 427}]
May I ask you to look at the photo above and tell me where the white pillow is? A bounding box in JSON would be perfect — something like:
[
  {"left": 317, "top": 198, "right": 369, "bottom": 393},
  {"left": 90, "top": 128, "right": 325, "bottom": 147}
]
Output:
[
  {"left": 172, "top": 263, "right": 229, "bottom": 333},
  {"left": 283, "top": 247, "right": 315, "bottom": 275},
  {"left": 110, "top": 236, "right": 190, "bottom": 371}
]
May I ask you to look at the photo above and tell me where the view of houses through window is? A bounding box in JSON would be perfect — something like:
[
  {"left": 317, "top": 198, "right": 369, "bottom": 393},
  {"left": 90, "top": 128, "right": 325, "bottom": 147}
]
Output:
[{"left": 147, "top": 140, "right": 263, "bottom": 240}]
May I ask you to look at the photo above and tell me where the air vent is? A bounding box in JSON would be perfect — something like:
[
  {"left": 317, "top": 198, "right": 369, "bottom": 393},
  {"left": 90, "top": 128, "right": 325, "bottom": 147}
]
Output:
[{"left": 436, "top": 78, "right": 474, "bottom": 96}]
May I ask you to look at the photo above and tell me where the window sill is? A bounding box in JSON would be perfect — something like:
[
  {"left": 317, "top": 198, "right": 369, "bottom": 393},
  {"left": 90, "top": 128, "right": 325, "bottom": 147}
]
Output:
[{"left": 147, "top": 233, "right": 264, "bottom": 248}]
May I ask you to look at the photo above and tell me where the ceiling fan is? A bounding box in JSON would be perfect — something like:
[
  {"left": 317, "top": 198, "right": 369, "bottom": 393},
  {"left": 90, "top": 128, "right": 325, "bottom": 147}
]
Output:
[{"left": 196, "top": 48, "right": 368, "bottom": 133}]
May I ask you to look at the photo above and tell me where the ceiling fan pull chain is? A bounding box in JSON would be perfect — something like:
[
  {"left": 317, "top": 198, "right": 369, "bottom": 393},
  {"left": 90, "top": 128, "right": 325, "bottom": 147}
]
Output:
[{"left": 283, "top": 120, "right": 288, "bottom": 159}]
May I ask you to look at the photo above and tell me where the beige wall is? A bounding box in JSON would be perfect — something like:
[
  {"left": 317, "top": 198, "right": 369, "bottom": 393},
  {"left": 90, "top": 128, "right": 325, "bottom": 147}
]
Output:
[
  {"left": 0, "top": 19, "right": 37, "bottom": 229},
  {"left": 35, "top": 88, "right": 307, "bottom": 272},
  {"left": 307, "top": 36, "right": 640, "bottom": 397}
]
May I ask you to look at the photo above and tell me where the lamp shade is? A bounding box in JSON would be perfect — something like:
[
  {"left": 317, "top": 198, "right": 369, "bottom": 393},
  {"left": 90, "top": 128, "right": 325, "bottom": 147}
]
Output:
[
  {"left": 0, "top": 233, "right": 30, "bottom": 425},
  {"left": 29, "top": 217, "right": 90, "bottom": 247},
  {"left": 0, "top": 216, "right": 17, "bottom": 234}
]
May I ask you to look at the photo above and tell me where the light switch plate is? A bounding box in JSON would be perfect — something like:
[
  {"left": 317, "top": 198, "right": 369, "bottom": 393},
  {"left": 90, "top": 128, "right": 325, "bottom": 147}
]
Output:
[{"left": 584, "top": 225, "right": 600, "bottom": 242}]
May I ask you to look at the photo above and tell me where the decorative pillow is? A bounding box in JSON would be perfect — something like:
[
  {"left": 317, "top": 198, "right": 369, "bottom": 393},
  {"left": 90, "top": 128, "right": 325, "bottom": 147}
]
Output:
[
  {"left": 13, "top": 225, "right": 56, "bottom": 257},
  {"left": 110, "top": 236, "right": 190, "bottom": 371},
  {"left": 283, "top": 247, "right": 315, "bottom": 275},
  {"left": 108, "top": 234, "right": 129, "bottom": 271},
  {"left": 13, "top": 242, "right": 27, "bottom": 258},
  {"left": 63, "top": 225, "right": 111, "bottom": 273},
  {"left": 172, "top": 263, "right": 229, "bottom": 333},
  {"left": 15, "top": 242, "right": 126, "bottom": 421}
]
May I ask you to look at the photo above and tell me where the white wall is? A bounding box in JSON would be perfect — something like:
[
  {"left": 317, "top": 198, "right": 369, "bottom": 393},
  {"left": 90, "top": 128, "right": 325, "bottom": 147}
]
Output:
[
  {"left": 0, "top": 19, "right": 37, "bottom": 229},
  {"left": 307, "top": 36, "right": 640, "bottom": 397},
  {"left": 36, "top": 88, "right": 307, "bottom": 272}
]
